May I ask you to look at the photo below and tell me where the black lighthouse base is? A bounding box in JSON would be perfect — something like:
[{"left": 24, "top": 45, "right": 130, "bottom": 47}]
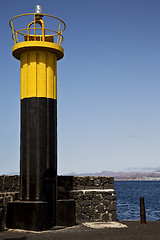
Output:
[{"left": 6, "top": 201, "right": 50, "bottom": 231}]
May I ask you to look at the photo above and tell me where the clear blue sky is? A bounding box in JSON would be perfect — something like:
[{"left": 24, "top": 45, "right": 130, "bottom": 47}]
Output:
[{"left": 1, "top": 0, "right": 160, "bottom": 175}]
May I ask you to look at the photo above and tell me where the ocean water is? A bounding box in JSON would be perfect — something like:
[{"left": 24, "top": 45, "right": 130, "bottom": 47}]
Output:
[{"left": 114, "top": 181, "right": 160, "bottom": 221}]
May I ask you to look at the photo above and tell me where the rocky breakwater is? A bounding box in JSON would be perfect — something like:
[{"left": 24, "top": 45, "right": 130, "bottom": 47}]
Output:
[{"left": 57, "top": 176, "right": 117, "bottom": 223}]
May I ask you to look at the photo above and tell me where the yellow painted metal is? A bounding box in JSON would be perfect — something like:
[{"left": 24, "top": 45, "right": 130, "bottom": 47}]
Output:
[
  {"left": 57, "top": 21, "right": 61, "bottom": 44},
  {"left": 12, "top": 41, "right": 64, "bottom": 60},
  {"left": 16, "top": 32, "right": 19, "bottom": 43},
  {"left": 20, "top": 50, "right": 57, "bottom": 99},
  {"left": 27, "top": 18, "right": 45, "bottom": 41},
  {"left": 9, "top": 13, "right": 66, "bottom": 46},
  {"left": 34, "top": 14, "right": 36, "bottom": 41},
  {"left": 11, "top": 21, "right": 16, "bottom": 43},
  {"left": 60, "top": 31, "right": 63, "bottom": 45},
  {"left": 9, "top": 12, "right": 65, "bottom": 100}
]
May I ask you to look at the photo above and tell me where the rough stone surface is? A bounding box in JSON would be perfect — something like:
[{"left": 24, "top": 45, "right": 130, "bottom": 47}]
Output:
[
  {"left": 57, "top": 176, "right": 117, "bottom": 223},
  {"left": 0, "top": 175, "right": 20, "bottom": 231},
  {"left": 0, "top": 175, "right": 19, "bottom": 192},
  {"left": 57, "top": 176, "right": 114, "bottom": 191},
  {"left": 0, "top": 192, "right": 19, "bottom": 231}
]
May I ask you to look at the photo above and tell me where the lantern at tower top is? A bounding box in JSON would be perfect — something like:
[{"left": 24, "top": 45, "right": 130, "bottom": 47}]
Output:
[
  {"left": 9, "top": 6, "right": 66, "bottom": 60},
  {"left": 35, "top": 5, "right": 43, "bottom": 14}
]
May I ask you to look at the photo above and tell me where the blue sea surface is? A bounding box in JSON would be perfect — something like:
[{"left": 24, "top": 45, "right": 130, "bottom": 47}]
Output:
[{"left": 114, "top": 181, "right": 160, "bottom": 221}]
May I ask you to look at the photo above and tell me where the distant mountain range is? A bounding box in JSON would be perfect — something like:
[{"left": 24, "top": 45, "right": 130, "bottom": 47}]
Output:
[
  {"left": 67, "top": 168, "right": 160, "bottom": 180},
  {"left": 4, "top": 168, "right": 160, "bottom": 180}
]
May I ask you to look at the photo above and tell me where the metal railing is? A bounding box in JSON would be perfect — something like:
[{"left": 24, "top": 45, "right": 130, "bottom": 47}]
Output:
[{"left": 9, "top": 13, "right": 66, "bottom": 46}]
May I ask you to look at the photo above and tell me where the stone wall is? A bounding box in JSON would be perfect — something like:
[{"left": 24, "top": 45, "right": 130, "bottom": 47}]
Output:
[
  {"left": 0, "top": 175, "right": 117, "bottom": 230},
  {"left": 0, "top": 192, "right": 19, "bottom": 230},
  {"left": 0, "top": 175, "right": 19, "bottom": 192},
  {"left": 0, "top": 175, "right": 20, "bottom": 230},
  {"left": 57, "top": 176, "right": 117, "bottom": 222}
]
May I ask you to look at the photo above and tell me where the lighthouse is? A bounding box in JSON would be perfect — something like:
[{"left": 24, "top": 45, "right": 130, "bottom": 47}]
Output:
[{"left": 7, "top": 6, "right": 66, "bottom": 230}]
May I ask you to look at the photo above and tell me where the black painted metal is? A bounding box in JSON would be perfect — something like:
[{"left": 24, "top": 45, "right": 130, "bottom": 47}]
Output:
[
  {"left": 56, "top": 200, "right": 76, "bottom": 226},
  {"left": 6, "top": 201, "right": 49, "bottom": 231},
  {"left": 20, "top": 97, "right": 57, "bottom": 224}
]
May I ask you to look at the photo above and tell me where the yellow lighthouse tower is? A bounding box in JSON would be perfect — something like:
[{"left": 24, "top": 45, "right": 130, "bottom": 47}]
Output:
[{"left": 7, "top": 6, "right": 66, "bottom": 230}]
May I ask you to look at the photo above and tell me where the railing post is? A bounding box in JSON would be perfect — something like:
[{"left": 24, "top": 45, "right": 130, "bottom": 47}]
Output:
[
  {"left": 11, "top": 21, "right": 16, "bottom": 44},
  {"left": 34, "top": 14, "right": 36, "bottom": 41},
  {"left": 57, "top": 21, "right": 61, "bottom": 44}
]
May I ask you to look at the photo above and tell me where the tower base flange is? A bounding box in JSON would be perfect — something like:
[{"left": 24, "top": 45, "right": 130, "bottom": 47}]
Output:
[{"left": 6, "top": 201, "right": 49, "bottom": 231}]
